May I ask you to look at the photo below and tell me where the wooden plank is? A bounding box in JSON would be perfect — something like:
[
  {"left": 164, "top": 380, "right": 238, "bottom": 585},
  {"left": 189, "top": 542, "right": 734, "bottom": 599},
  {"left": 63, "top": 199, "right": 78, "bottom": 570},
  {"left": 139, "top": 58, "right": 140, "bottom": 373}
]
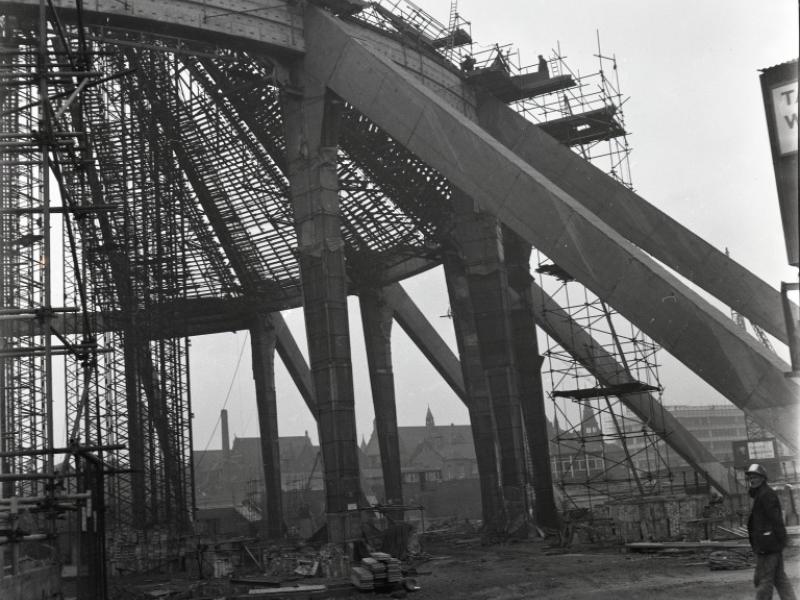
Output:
[{"left": 626, "top": 541, "right": 750, "bottom": 551}]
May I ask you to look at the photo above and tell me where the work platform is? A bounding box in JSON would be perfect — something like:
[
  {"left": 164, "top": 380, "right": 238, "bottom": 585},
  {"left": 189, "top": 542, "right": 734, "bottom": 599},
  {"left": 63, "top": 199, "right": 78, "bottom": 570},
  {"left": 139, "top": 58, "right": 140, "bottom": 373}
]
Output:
[{"left": 539, "top": 104, "right": 626, "bottom": 146}]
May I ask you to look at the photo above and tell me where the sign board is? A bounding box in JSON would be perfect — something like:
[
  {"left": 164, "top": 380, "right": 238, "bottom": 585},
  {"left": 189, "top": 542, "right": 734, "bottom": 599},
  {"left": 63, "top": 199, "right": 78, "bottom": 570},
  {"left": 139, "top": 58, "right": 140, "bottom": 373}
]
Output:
[
  {"left": 761, "top": 61, "right": 799, "bottom": 266},
  {"left": 732, "top": 438, "right": 779, "bottom": 470},
  {"left": 771, "top": 80, "right": 798, "bottom": 155}
]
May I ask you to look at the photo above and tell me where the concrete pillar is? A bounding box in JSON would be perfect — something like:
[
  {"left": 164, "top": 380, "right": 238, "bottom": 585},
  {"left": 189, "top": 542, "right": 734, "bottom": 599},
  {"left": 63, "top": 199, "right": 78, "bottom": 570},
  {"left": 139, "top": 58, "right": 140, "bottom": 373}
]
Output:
[
  {"left": 445, "top": 192, "right": 528, "bottom": 534},
  {"left": 359, "top": 288, "right": 404, "bottom": 512},
  {"left": 250, "top": 313, "right": 284, "bottom": 539},
  {"left": 503, "top": 229, "right": 561, "bottom": 529},
  {"left": 282, "top": 78, "right": 362, "bottom": 541},
  {"left": 442, "top": 252, "right": 506, "bottom": 534}
]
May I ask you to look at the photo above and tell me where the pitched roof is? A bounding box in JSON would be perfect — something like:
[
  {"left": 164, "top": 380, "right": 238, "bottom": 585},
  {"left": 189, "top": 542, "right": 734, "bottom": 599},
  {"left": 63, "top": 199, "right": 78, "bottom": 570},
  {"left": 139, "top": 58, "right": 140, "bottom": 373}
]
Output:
[
  {"left": 226, "top": 435, "right": 320, "bottom": 478},
  {"left": 364, "top": 423, "right": 474, "bottom": 462}
]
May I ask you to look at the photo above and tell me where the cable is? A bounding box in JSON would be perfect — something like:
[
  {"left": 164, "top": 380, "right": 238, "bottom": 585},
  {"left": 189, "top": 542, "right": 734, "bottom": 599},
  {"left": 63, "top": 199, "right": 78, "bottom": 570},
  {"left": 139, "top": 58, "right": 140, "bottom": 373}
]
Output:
[{"left": 196, "top": 332, "right": 250, "bottom": 465}]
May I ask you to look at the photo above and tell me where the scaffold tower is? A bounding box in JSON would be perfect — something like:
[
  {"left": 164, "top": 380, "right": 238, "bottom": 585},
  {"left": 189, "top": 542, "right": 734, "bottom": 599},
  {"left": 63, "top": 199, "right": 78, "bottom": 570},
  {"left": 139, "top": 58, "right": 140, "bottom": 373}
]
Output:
[
  {"left": 1, "top": 3, "right": 197, "bottom": 550},
  {"left": 521, "top": 38, "right": 685, "bottom": 509}
]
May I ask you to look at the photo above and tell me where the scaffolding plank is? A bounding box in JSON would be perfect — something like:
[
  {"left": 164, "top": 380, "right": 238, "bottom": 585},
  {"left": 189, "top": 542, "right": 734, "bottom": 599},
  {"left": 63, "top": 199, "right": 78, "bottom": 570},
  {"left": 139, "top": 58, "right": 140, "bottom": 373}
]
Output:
[
  {"left": 553, "top": 382, "right": 660, "bottom": 400},
  {"left": 538, "top": 105, "right": 626, "bottom": 146}
]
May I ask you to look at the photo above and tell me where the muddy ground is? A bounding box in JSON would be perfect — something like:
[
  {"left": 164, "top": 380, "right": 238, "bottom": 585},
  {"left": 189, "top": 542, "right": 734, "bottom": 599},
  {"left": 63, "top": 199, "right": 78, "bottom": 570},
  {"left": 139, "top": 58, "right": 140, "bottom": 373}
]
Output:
[
  {"left": 403, "top": 537, "right": 800, "bottom": 600},
  {"left": 101, "top": 535, "right": 800, "bottom": 600}
]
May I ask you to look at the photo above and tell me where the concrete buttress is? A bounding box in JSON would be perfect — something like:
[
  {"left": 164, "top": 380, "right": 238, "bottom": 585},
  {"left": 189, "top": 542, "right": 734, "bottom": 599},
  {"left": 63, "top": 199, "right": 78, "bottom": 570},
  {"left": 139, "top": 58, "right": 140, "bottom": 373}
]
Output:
[
  {"left": 359, "top": 288, "right": 404, "bottom": 513},
  {"left": 444, "top": 191, "right": 530, "bottom": 534},
  {"left": 443, "top": 250, "right": 506, "bottom": 534},
  {"left": 282, "top": 73, "right": 362, "bottom": 540},
  {"left": 300, "top": 6, "right": 800, "bottom": 451},
  {"left": 503, "top": 230, "right": 561, "bottom": 529}
]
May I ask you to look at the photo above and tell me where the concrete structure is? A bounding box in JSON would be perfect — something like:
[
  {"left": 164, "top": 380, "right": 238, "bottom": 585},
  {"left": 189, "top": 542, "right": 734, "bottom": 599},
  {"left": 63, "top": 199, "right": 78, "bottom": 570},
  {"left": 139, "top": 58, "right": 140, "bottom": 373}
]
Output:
[{"left": 1, "top": 2, "right": 798, "bottom": 591}]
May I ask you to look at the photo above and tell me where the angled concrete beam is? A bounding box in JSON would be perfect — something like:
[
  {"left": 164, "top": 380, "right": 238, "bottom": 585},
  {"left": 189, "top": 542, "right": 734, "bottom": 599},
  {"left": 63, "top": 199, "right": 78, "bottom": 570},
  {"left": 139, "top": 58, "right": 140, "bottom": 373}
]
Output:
[
  {"left": 474, "top": 93, "right": 798, "bottom": 347},
  {"left": 382, "top": 283, "right": 466, "bottom": 401},
  {"left": 346, "top": 14, "right": 796, "bottom": 347},
  {"left": 302, "top": 6, "right": 800, "bottom": 451},
  {"left": 273, "top": 315, "right": 317, "bottom": 416},
  {"left": 359, "top": 289, "right": 404, "bottom": 509},
  {"left": 249, "top": 314, "right": 285, "bottom": 539}
]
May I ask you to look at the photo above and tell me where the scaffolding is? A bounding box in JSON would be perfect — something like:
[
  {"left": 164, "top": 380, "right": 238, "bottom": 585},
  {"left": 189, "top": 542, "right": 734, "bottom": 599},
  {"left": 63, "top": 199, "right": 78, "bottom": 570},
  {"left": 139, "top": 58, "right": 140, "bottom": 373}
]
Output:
[
  {"left": 0, "top": 5, "right": 113, "bottom": 590},
  {"left": 352, "top": 0, "right": 473, "bottom": 65},
  {"left": 516, "top": 35, "right": 634, "bottom": 190},
  {"left": 521, "top": 39, "right": 687, "bottom": 509},
  {"left": 533, "top": 271, "right": 683, "bottom": 508},
  {"left": 351, "top": 3, "right": 688, "bottom": 508},
  {"left": 725, "top": 249, "right": 779, "bottom": 445},
  {"left": 0, "top": 9, "right": 52, "bottom": 501},
  {"left": 1, "top": 6, "right": 200, "bottom": 588}
]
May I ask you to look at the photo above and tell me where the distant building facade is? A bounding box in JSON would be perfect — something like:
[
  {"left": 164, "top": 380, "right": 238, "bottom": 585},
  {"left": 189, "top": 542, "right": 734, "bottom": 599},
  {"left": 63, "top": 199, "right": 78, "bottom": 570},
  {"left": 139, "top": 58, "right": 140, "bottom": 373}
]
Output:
[
  {"left": 193, "top": 402, "right": 795, "bottom": 532},
  {"left": 360, "top": 407, "right": 478, "bottom": 489},
  {"left": 193, "top": 431, "right": 323, "bottom": 509},
  {"left": 614, "top": 403, "right": 796, "bottom": 481}
]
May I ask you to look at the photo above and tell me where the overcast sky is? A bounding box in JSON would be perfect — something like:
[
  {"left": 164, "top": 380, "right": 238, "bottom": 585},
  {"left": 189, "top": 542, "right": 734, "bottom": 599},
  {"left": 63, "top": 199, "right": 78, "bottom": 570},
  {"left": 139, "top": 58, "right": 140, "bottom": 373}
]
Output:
[{"left": 188, "top": 0, "right": 799, "bottom": 451}]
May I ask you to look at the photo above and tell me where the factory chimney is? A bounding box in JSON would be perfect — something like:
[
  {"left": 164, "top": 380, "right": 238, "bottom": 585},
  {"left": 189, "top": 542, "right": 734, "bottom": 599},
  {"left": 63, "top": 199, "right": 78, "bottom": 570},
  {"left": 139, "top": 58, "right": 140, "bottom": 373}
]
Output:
[{"left": 221, "top": 409, "right": 231, "bottom": 460}]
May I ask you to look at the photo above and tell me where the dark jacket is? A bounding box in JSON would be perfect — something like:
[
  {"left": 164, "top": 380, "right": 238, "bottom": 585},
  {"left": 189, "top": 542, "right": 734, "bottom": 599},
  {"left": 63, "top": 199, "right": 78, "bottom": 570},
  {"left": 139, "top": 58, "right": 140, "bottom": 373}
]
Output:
[{"left": 748, "top": 482, "right": 788, "bottom": 554}]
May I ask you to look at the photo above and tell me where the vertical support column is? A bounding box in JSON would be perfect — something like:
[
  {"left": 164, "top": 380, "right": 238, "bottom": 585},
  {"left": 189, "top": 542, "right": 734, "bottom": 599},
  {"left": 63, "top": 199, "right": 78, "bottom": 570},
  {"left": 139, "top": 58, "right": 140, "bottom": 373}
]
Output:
[
  {"left": 122, "top": 333, "right": 147, "bottom": 525},
  {"left": 283, "top": 75, "right": 362, "bottom": 542},
  {"left": 442, "top": 255, "right": 505, "bottom": 534},
  {"left": 446, "top": 192, "right": 528, "bottom": 534},
  {"left": 504, "top": 229, "right": 560, "bottom": 529},
  {"left": 250, "top": 313, "right": 285, "bottom": 540},
  {"left": 359, "top": 288, "right": 404, "bottom": 514}
]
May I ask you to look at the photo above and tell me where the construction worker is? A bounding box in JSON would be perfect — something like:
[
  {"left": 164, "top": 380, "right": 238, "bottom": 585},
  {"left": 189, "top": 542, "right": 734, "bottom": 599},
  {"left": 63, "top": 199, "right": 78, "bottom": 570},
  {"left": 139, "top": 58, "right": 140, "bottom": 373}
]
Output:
[
  {"left": 746, "top": 463, "right": 797, "bottom": 600},
  {"left": 538, "top": 54, "right": 549, "bottom": 77},
  {"left": 460, "top": 55, "right": 476, "bottom": 72}
]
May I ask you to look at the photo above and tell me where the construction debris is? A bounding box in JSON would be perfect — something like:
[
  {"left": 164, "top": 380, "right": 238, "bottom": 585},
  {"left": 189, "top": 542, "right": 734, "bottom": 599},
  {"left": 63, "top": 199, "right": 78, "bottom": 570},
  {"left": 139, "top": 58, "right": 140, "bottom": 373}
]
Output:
[
  {"left": 350, "top": 552, "right": 405, "bottom": 592},
  {"left": 708, "top": 549, "right": 752, "bottom": 570}
]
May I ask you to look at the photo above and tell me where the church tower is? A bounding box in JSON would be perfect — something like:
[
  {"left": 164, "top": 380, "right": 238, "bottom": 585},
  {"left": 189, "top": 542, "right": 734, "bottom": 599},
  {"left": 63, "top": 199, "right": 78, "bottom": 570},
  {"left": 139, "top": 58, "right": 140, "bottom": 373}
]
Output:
[{"left": 425, "top": 405, "right": 435, "bottom": 436}]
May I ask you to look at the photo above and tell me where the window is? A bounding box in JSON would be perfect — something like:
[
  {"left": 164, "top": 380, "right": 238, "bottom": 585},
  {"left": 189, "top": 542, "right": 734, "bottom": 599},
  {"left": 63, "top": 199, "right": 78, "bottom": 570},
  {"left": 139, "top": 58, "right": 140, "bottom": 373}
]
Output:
[{"left": 748, "top": 440, "right": 776, "bottom": 460}]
